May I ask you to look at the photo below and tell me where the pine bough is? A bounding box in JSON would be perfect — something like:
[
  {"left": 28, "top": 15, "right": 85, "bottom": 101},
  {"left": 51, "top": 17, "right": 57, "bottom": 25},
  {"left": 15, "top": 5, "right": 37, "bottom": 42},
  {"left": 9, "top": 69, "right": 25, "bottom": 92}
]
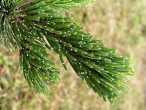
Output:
[{"left": 0, "top": 0, "right": 133, "bottom": 103}]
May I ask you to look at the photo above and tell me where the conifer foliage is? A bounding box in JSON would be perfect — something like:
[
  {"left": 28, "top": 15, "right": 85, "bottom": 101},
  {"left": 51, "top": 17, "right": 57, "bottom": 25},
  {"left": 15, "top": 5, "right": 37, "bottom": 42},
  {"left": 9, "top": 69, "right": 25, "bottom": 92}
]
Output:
[{"left": 0, "top": 0, "right": 133, "bottom": 102}]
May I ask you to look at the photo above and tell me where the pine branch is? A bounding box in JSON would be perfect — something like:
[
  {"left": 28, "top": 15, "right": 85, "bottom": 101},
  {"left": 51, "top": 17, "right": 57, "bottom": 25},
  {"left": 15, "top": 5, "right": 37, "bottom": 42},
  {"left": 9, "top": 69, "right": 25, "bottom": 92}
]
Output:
[
  {"left": 18, "top": 29, "right": 60, "bottom": 93},
  {"left": 0, "top": 0, "right": 133, "bottom": 103}
]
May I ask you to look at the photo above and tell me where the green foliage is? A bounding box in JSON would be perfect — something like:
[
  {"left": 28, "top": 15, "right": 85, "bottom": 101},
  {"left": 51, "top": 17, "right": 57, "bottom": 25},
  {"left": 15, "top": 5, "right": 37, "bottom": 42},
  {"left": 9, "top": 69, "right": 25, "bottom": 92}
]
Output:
[
  {"left": 72, "top": 0, "right": 95, "bottom": 6},
  {"left": 0, "top": 0, "right": 133, "bottom": 103}
]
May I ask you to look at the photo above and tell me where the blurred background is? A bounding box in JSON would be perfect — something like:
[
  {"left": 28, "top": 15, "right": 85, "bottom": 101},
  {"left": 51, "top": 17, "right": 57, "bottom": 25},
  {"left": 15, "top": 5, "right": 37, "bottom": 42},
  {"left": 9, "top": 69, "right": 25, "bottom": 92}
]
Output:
[{"left": 0, "top": 0, "right": 146, "bottom": 110}]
